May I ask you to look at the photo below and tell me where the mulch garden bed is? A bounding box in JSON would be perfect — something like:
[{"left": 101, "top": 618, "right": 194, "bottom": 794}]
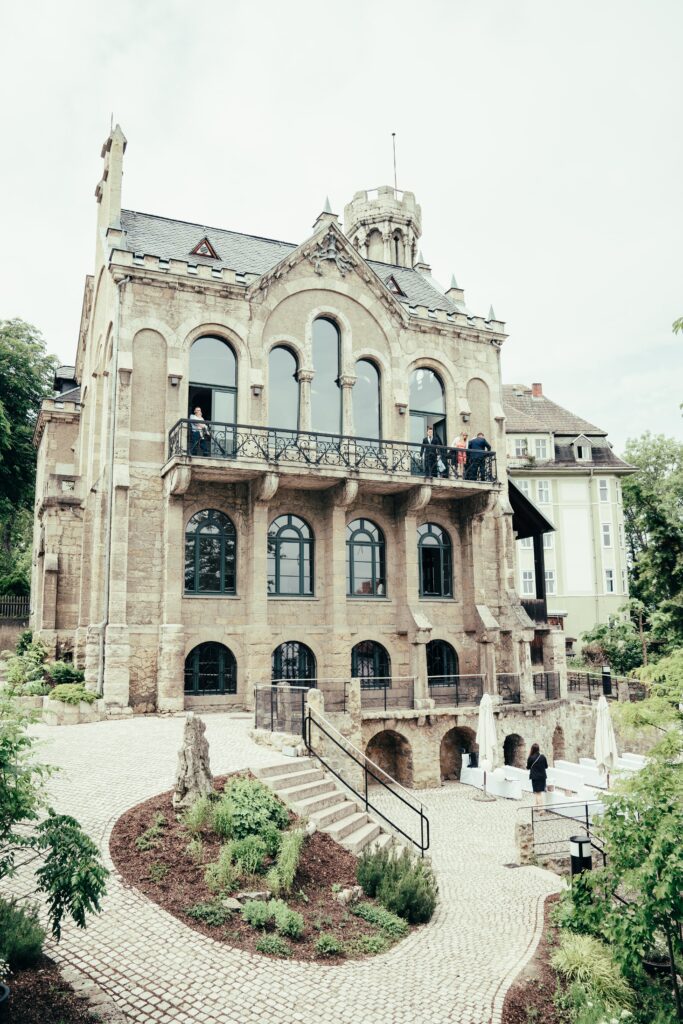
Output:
[
  {"left": 2, "top": 955, "right": 100, "bottom": 1024},
  {"left": 110, "top": 775, "right": 408, "bottom": 963},
  {"left": 502, "top": 893, "right": 568, "bottom": 1024}
]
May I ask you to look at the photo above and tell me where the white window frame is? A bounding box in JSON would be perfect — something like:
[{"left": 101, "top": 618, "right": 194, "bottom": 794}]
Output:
[
  {"left": 537, "top": 480, "right": 551, "bottom": 504},
  {"left": 599, "top": 479, "right": 609, "bottom": 502},
  {"left": 543, "top": 533, "right": 554, "bottom": 550},
  {"left": 535, "top": 438, "right": 548, "bottom": 460},
  {"left": 605, "top": 568, "right": 615, "bottom": 593},
  {"left": 622, "top": 568, "right": 628, "bottom": 593},
  {"left": 520, "top": 536, "right": 532, "bottom": 549},
  {"left": 521, "top": 570, "right": 535, "bottom": 595},
  {"left": 575, "top": 443, "right": 592, "bottom": 462},
  {"left": 602, "top": 523, "right": 612, "bottom": 548},
  {"left": 545, "top": 569, "right": 556, "bottom": 595},
  {"left": 618, "top": 523, "right": 624, "bottom": 548},
  {"left": 517, "top": 479, "right": 531, "bottom": 497},
  {"left": 514, "top": 438, "right": 528, "bottom": 457}
]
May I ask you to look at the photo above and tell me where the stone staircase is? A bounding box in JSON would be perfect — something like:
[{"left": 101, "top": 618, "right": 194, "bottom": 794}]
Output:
[{"left": 255, "top": 757, "right": 396, "bottom": 856}]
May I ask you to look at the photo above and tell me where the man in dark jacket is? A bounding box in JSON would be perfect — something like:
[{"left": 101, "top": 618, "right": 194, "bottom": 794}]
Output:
[
  {"left": 422, "top": 425, "right": 440, "bottom": 478},
  {"left": 466, "top": 432, "right": 491, "bottom": 480}
]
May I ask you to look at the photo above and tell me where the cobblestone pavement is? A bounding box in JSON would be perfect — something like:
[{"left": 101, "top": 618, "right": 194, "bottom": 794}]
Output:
[{"left": 5, "top": 715, "right": 562, "bottom": 1024}]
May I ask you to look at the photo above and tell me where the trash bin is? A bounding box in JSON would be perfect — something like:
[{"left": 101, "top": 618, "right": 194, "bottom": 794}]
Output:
[
  {"left": 602, "top": 666, "right": 612, "bottom": 696},
  {"left": 570, "top": 834, "right": 593, "bottom": 876}
]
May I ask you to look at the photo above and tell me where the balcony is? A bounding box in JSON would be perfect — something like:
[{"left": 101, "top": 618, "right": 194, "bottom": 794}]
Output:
[{"left": 166, "top": 419, "right": 499, "bottom": 498}]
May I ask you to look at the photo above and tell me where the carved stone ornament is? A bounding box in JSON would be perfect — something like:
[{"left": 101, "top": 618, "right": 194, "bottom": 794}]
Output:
[{"left": 308, "top": 230, "right": 355, "bottom": 277}]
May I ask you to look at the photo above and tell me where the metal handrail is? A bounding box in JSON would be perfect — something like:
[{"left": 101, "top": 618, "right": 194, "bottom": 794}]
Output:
[
  {"left": 168, "top": 418, "right": 498, "bottom": 483},
  {"left": 303, "top": 705, "right": 430, "bottom": 856}
]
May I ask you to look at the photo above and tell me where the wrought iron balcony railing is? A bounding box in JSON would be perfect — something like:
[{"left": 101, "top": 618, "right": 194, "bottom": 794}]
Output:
[
  {"left": 428, "top": 674, "right": 485, "bottom": 707},
  {"left": 168, "top": 419, "right": 498, "bottom": 483}
]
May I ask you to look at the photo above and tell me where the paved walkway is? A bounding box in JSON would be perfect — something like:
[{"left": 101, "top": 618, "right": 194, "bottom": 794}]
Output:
[{"left": 6, "top": 715, "right": 561, "bottom": 1024}]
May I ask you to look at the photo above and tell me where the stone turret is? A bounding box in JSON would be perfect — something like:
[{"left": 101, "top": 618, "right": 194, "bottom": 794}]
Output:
[{"left": 343, "top": 186, "right": 422, "bottom": 267}]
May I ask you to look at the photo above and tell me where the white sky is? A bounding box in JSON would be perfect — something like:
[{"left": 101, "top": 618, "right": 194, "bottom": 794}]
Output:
[{"left": 1, "top": 0, "right": 681, "bottom": 451}]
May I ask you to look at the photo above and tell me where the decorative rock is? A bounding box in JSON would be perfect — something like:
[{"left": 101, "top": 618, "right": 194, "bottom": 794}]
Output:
[
  {"left": 172, "top": 712, "right": 213, "bottom": 811},
  {"left": 334, "top": 885, "right": 364, "bottom": 906},
  {"left": 304, "top": 819, "right": 317, "bottom": 837},
  {"left": 221, "top": 897, "right": 243, "bottom": 912},
  {"left": 235, "top": 890, "right": 270, "bottom": 903}
]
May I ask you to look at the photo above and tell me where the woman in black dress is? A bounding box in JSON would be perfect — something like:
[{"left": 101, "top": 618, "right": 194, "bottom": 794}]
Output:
[{"left": 527, "top": 742, "right": 548, "bottom": 807}]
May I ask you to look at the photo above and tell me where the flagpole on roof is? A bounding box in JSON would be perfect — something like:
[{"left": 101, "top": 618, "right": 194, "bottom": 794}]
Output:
[{"left": 392, "top": 133, "right": 397, "bottom": 192}]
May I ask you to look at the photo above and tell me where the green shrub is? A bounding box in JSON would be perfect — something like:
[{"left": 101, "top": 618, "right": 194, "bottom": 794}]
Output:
[
  {"left": 275, "top": 828, "right": 305, "bottom": 894},
  {"left": 135, "top": 812, "right": 167, "bottom": 852},
  {"left": 204, "top": 845, "right": 239, "bottom": 894},
  {"left": 186, "top": 900, "right": 233, "bottom": 927},
  {"left": 212, "top": 797, "right": 235, "bottom": 839},
  {"left": 266, "top": 866, "right": 282, "bottom": 896},
  {"left": 182, "top": 795, "right": 213, "bottom": 836},
  {"left": 377, "top": 850, "right": 437, "bottom": 924},
  {"left": 231, "top": 834, "right": 268, "bottom": 876},
  {"left": 259, "top": 820, "right": 282, "bottom": 857},
  {"left": 315, "top": 932, "right": 344, "bottom": 957},
  {"left": 23, "top": 680, "right": 49, "bottom": 696},
  {"left": 185, "top": 837, "right": 204, "bottom": 864},
  {"left": 218, "top": 777, "right": 289, "bottom": 840},
  {"left": 346, "top": 933, "right": 389, "bottom": 955},
  {"left": 242, "top": 899, "right": 274, "bottom": 929},
  {"left": 351, "top": 901, "right": 409, "bottom": 937},
  {"left": 50, "top": 684, "right": 97, "bottom": 705},
  {"left": 16, "top": 629, "right": 33, "bottom": 654},
  {"left": 5, "top": 640, "right": 48, "bottom": 693},
  {"left": 551, "top": 933, "right": 634, "bottom": 1011},
  {"left": 255, "top": 935, "right": 291, "bottom": 957},
  {"left": 46, "top": 661, "right": 85, "bottom": 685},
  {"left": 357, "top": 843, "right": 392, "bottom": 898},
  {"left": 148, "top": 862, "right": 168, "bottom": 884},
  {"left": 270, "top": 899, "right": 304, "bottom": 939},
  {"left": 0, "top": 899, "right": 46, "bottom": 970}
]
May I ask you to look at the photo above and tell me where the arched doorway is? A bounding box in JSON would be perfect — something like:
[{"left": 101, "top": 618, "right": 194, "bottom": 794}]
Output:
[
  {"left": 552, "top": 725, "right": 566, "bottom": 764},
  {"left": 365, "top": 730, "right": 413, "bottom": 787},
  {"left": 503, "top": 733, "right": 527, "bottom": 768},
  {"left": 440, "top": 726, "right": 477, "bottom": 782}
]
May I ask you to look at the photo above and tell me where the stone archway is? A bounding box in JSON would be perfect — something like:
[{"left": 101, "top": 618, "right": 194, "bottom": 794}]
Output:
[
  {"left": 552, "top": 725, "right": 566, "bottom": 764},
  {"left": 365, "top": 730, "right": 414, "bottom": 787},
  {"left": 440, "top": 726, "right": 478, "bottom": 782},
  {"left": 503, "top": 733, "right": 527, "bottom": 768}
]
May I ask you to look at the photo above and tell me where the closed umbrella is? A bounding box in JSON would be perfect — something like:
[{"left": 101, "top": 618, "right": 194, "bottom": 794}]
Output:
[
  {"left": 594, "top": 694, "right": 619, "bottom": 788},
  {"left": 476, "top": 693, "right": 498, "bottom": 794}
]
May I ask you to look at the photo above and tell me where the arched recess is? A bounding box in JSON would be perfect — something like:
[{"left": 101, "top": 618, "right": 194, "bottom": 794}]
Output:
[
  {"left": 440, "top": 726, "right": 478, "bottom": 782},
  {"left": 131, "top": 329, "right": 167, "bottom": 436},
  {"left": 466, "top": 377, "right": 491, "bottom": 441},
  {"left": 188, "top": 335, "right": 237, "bottom": 425},
  {"left": 503, "top": 733, "right": 527, "bottom": 768},
  {"left": 365, "top": 730, "right": 413, "bottom": 787},
  {"left": 426, "top": 639, "right": 459, "bottom": 684},
  {"left": 268, "top": 345, "right": 299, "bottom": 430},
  {"left": 311, "top": 317, "right": 341, "bottom": 435},
  {"left": 552, "top": 725, "right": 566, "bottom": 764},
  {"left": 366, "top": 230, "right": 383, "bottom": 261},
  {"left": 351, "top": 640, "right": 391, "bottom": 680},
  {"left": 184, "top": 642, "right": 237, "bottom": 696},
  {"left": 392, "top": 230, "right": 404, "bottom": 266},
  {"left": 271, "top": 641, "right": 317, "bottom": 685},
  {"left": 409, "top": 367, "right": 447, "bottom": 460}
]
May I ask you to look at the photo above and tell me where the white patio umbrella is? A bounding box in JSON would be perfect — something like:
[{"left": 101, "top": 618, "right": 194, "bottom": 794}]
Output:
[
  {"left": 594, "top": 694, "right": 619, "bottom": 788},
  {"left": 476, "top": 693, "right": 498, "bottom": 794}
]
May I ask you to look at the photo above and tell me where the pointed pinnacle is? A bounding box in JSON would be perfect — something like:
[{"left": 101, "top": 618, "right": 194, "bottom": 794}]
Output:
[
  {"left": 417, "top": 250, "right": 425, "bottom": 263},
  {"left": 450, "top": 273, "right": 459, "bottom": 289},
  {"left": 323, "top": 196, "right": 332, "bottom": 213},
  {"left": 488, "top": 305, "right": 496, "bottom": 321}
]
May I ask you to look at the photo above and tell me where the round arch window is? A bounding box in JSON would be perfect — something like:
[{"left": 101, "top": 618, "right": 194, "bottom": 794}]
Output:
[{"left": 184, "top": 642, "right": 237, "bottom": 696}]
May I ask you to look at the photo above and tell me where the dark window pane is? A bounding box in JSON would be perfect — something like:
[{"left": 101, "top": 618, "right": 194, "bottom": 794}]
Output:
[
  {"left": 269, "top": 347, "right": 299, "bottom": 430},
  {"left": 190, "top": 336, "right": 236, "bottom": 387},
  {"left": 354, "top": 359, "right": 381, "bottom": 439},
  {"left": 422, "top": 547, "right": 441, "bottom": 595},
  {"left": 311, "top": 318, "right": 341, "bottom": 434}
]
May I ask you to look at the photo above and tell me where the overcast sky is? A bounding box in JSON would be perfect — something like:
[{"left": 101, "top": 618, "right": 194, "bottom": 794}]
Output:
[{"left": 1, "top": 0, "right": 681, "bottom": 451}]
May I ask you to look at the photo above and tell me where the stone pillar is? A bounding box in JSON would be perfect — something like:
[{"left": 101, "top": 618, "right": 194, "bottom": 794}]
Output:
[
  {"left": 41, "top": 553, "right": 59, "bottom": 631},
  {"left": 519, "top": 637, "right": 535, "bottom": 702},
  {"left": 84, "top": 624, "right": 103, "bottom": 692},
  {"left": 159, "top": 469, "right": 189, "bottom": 711},
  {"left": 297, "top": 369, "right": 314, "bottom": 432},
  {"left": 325, "top": 480, "right": 357, "bottom": 630},
  {"left": 543, "top": 628, "right": 568, "bottom": 698},
  {"left": 479, "top": 639, "right": 497, "bottom": 695},
  {"left": 249, "top": 475, "right": 279, "bottom": 627},
  {"left": 339, "top": 374, "right": 356, "bottom": 436},
  {"left": 411, "top": 637, "right": 431, "bottom": 707},
  {"left": 103, "top": 623, "right": 130, "bottom": 707},
  {"left": 158, "top": 624, "right": 185, "bottom": 712}
]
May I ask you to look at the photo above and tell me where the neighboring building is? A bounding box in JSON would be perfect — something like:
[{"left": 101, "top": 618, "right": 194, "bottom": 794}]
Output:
[{"left": 503, "top": 383, "right": 634, "bottom": 643}]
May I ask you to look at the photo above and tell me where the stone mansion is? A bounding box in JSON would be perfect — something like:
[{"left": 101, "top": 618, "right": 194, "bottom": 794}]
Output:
[{"left": 32, "top": 124, "right": 568, "bottom": 753}]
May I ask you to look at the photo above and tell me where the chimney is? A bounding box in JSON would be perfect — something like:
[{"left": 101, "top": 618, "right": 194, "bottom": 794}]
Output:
[{"left": 532, "top": 382, "right": 543, "bottom": 398}]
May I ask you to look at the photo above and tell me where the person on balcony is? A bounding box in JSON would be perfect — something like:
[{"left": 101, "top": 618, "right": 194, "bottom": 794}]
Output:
[
  {"left": 189, "top": 406, "right": 210, "bottom": 455},
  {"left": 466, "top": 431, "right": 491, "bottom": 480},
  {"left": 450, "top": 432, "right": 468, "bottom": 478},
  {"left": 422, "top": 425, "right": 440, "bottom": 478}
]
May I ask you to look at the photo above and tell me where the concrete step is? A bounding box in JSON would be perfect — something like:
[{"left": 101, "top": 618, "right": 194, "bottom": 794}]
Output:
[
  {"left": 323, "top": 811, "right": 369, "bottom": 842},
  {"left": 266, "top": 768, "right": 325, "bottom": 792},
  {"left": 342, "top": 820, "right": 382, "bottom": 855},
  {"left": 256, "top": 759, "right": 315, "bottom": 780},
  {"left": 310, "top": 799, "right": 360, "bottom": 829},
  {"left": 284, "top": 778, "right": 337, "bottom": 802},
  {"left": 368, "top": 832, "right": 394, "bottom": 854},
  {"left": 293, "top": 789, "right": 349, "bottom": 816}
]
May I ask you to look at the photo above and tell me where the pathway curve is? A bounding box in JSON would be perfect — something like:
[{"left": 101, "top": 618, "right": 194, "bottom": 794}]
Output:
[{"left": 6, "top": 714, "right": 561, "bottom": 1024}]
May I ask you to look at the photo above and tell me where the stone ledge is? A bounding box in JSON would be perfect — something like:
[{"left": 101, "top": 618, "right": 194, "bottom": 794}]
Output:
[{"left": 59, "top": 963, "right": 128, "bottom": 1023}]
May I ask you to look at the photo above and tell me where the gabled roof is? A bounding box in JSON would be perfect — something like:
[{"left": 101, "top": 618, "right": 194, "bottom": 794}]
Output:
[
  {"left": 118, "top": 209, "right": 459, "bottom": 314},
  {"left": 502, "top": 385, "right": 605, "bottom": 435}
]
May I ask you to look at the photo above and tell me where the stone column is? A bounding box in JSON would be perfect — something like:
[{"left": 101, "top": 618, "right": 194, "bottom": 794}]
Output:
[
  {"left": 297, "top": 369, "right": 314, "bottom": 432},
  {"left": 542, "top": 629, "right": 568, "bottom": 699},
  {"left": 325, "top": 480, "right": 357, "bottom": 630},
  {"left": 339, "top": 374, "right": 356, "bottom": 437},
  {"left": 479, "top": 639, "right": 497, "bottom": 696},
  {"left": 103, "top": 622, "right": 130, "bottom": 707},
  {"left": 41, "top": 553, "right": 59, "bottom": 632},
  {"left": 518, "top": 637, "right": 535, "bottom": 702},
  {"left": 158, "top": 467, "right": 189, "bottom": 711},
  {"left": 84, "top": 624, "right": 103, "bottom": 692},
  {"left": 158, "top": 625, "right": 185, "bottom": 712},
  {"left": 410, "top": 637, "right": 431, "bottom": 708},
  {"left": 248, "top": 474, "right": 279, "bottom": 626}
]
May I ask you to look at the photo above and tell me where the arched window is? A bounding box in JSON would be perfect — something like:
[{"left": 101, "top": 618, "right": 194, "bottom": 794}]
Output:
[
  {"left": 188, "top": 335, "right": 237, "bottom": 425},
  {"left": 268, "top": 346, "right": 299, "bottom": 430},
  {"left": 272, "top": 641, "right": 316, "bottom": 684},
  {"left": 392, "top": 230, "right": 403, "bottom": 266},
  {"left": 418, "top": 523, "right": 452, "bottom": 598},
  {"left": 184, "top": 642, "right": 237, "bottom": 696},
  {"left": 267, "top": 514, "right": 314, "bottom": 596},
  {"left": 353, "top": 359, "right": 381, "bottom": 440},
  {"left": 347, "top": 518, "right": 386, "bottom": 597},
  {"left": 184, "top": 510, "right": 236, "bottom": 594},
  {"left": 351, "top": 640, "right": 391, "bottom": 680},
  {"left": 409, "top": 367, "right": 446, "bottom": 446},
  {"left": 311, "top": 318, "right": 341, "bottom": 435},
  {"left": 426, "top": 639, "right": 459, "bottom": 684}
]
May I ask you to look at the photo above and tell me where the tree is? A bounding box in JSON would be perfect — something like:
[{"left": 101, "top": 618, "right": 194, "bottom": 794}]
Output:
[
  {"left": 0, "top": 319, "right": 58, "bottom": 590},
  {"left": 0, "top": 693, "right": 107, "bottom": 939},
  {"left": 580, "top": 616, "right": 643, "bottom": 675},
  {"left": 616, "top": 648, "right": 683, "bottom": 761}
]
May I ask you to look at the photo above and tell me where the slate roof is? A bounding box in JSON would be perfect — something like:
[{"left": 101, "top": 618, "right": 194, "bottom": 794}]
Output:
[
  {"left": 502, "top": 385, "right": 605, "bottom": 435},
  {"left": 53, "top": 385, "right": 81, "bottom": 404},
  {"left": 119, "top": 209, "right": 460, "bottom": 314}
]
